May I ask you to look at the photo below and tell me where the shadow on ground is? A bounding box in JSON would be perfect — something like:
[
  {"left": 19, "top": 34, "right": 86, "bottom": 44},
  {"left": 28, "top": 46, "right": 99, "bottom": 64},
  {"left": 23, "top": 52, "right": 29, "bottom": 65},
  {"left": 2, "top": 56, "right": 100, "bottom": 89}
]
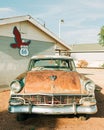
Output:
[{"left": 93, "top": 84, "right": 104, "bottom": 118}]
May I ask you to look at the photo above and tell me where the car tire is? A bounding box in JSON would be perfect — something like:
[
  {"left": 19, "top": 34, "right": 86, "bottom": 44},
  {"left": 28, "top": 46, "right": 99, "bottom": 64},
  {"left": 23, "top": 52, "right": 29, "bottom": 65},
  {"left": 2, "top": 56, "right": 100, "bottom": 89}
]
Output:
[{"left": 16, "top": 113, "right": 28, "bottom": 121}]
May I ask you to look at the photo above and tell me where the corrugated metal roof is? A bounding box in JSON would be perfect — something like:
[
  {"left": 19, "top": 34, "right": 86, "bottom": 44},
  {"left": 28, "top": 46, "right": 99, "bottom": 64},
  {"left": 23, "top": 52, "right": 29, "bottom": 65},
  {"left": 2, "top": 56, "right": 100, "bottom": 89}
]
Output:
[{"left": 0, "top": 15, "right": 71, "bottom": 50}]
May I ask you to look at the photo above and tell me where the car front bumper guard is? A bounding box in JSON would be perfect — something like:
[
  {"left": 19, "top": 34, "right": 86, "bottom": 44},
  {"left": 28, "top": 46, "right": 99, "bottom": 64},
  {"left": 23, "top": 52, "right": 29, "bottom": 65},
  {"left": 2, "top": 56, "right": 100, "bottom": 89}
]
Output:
[{"left": 8, "top": 104, "right": 97, "bottom": 115}]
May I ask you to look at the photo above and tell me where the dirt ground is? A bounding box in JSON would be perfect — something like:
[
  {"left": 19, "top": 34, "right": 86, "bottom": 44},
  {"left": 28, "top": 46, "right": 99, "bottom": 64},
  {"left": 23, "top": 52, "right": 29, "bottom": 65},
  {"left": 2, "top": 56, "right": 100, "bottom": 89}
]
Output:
[{"left": 0, "top": 68, "right": 104, "bottom": 130}]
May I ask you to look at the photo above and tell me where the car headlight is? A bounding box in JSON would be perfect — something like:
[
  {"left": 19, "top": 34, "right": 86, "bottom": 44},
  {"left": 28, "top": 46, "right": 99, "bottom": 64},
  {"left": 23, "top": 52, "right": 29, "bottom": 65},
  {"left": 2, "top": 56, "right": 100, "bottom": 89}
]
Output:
[
  {"left": 85, "top": 81, "right": 95, "bottom": 93},
  {"left": 9, "top": 97, "right": 25, "bottom": 105},
  {"left": 10, "top": 80, "right": 21, "bottom": 93}
]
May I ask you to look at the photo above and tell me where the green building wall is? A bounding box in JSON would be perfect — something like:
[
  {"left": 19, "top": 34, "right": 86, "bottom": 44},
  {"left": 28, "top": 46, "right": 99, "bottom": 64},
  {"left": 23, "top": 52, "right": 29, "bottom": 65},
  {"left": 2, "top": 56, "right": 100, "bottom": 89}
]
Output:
[{"left": 0, "top": 36, "right": 55, "bottom": 85}]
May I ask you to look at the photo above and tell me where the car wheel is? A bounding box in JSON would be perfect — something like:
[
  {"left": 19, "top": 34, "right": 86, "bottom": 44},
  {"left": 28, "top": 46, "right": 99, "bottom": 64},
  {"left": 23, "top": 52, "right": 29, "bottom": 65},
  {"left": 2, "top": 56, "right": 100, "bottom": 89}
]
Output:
[{"left": 16, "top": 113, "right": 28, "bottom": 121}]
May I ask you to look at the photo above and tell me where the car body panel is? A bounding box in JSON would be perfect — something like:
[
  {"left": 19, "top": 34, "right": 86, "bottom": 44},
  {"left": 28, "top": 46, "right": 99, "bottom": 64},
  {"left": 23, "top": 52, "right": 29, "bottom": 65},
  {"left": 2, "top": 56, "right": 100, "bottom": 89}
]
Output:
[{"left": 22, "top": 71, "right": 81, "bottom": 94}]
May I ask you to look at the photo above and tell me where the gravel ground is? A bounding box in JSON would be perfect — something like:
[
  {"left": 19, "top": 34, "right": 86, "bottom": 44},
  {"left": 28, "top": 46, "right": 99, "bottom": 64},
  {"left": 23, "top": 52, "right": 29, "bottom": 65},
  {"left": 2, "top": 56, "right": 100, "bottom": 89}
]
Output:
[{"left": 0, "top": 68, "right": 104, "bottom": 130}]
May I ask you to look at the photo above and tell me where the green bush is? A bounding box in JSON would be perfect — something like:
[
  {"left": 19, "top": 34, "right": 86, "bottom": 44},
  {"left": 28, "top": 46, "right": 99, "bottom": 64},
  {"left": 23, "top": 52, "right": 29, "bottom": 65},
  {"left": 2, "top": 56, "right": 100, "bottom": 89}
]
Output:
[{"left": 101, "top": 64, "right": 104, "bottom": 68}]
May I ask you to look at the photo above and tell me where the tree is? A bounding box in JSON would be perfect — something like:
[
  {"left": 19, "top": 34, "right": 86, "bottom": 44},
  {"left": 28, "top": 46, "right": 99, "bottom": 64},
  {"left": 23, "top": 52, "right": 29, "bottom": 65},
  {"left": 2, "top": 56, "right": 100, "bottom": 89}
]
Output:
[{"left": 98, "top": 26, "right": 104, "bottom": 46}]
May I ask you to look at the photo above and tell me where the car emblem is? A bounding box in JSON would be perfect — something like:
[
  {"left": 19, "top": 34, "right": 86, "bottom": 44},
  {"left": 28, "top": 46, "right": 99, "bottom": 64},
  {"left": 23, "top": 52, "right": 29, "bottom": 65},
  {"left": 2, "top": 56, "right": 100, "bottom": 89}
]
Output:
[{"left": 49, "top": 75, "right": 57, "bottom": 81}]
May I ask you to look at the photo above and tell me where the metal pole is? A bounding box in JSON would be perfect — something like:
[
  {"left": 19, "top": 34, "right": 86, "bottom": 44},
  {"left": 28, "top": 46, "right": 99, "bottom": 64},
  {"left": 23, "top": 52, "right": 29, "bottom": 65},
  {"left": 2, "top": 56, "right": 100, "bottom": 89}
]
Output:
[
  {"left": 59, "top": 19, "right": 64, "bottom": 38},
  {"left": 59, "top": 20, "right": 61, "bottom": 38}
]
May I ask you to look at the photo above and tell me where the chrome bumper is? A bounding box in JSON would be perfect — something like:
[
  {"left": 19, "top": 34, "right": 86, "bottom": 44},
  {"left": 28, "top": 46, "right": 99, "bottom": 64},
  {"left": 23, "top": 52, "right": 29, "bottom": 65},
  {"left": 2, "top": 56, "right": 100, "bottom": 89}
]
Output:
[{"left": 8, "top": 104, "right": 97, "bottom": 115}]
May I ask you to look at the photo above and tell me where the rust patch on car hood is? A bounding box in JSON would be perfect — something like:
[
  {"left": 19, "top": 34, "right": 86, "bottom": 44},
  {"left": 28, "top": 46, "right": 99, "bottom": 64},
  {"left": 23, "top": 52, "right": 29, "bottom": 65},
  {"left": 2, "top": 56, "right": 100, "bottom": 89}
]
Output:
[{"left": 23, "top": 70, "right": 82, "bottom": 94}]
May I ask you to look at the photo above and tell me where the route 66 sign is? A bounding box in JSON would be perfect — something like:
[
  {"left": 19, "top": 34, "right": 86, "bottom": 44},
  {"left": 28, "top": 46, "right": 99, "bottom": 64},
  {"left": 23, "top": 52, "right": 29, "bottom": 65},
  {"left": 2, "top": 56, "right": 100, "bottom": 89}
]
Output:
[{"left": 19, "top": 45, "right": 29, "bottom": 56}]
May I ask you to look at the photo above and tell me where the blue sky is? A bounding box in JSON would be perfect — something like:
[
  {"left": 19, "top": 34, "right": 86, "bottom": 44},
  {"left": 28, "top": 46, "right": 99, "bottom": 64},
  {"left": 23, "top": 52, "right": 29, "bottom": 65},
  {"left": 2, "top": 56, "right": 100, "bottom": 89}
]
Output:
[{"left": 0, "top": 0, "right": 104, "bottom": 45}]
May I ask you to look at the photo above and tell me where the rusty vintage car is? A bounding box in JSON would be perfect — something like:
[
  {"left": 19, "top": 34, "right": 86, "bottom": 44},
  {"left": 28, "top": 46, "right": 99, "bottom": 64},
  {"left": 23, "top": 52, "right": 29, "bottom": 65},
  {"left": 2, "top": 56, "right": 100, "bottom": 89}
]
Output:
[{"left": 8, "top": 55, "right": 97, "bottom": 121}]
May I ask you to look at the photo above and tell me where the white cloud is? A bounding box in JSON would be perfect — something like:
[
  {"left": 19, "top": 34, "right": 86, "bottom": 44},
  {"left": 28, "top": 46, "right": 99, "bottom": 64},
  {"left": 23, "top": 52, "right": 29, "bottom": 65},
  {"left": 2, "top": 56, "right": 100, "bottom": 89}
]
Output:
[
  {"left": 0, "top": 7, "right": 13, "bottom": 12},
  {"left": 62, "top": 28, "right": 100, "bottom": 44},
  {"left": 34, "top": 4, "right": 64, "bottom": 18},
  {"left": 82, "top": 0, "right": 104, "bottom": 9},
  {"left": 0, "top": 7, "right": 17, "bottom": 18}
]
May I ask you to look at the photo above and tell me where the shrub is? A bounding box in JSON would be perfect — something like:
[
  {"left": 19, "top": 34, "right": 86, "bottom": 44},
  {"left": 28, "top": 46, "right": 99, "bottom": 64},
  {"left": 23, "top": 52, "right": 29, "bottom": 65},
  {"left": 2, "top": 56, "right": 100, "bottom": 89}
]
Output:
[
  {"left": 101, "top": 64, "right": 104, "bottom": 68},
  {"left": 77, "top": 60, "right": 88, "bottom": 68}
]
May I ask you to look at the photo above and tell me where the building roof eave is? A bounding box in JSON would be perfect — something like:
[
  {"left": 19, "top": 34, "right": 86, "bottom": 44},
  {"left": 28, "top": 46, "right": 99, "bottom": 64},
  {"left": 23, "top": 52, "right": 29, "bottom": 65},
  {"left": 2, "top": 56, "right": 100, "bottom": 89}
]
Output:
[{"left": 0, "top": 15, "right": 71, "bottom": 51}]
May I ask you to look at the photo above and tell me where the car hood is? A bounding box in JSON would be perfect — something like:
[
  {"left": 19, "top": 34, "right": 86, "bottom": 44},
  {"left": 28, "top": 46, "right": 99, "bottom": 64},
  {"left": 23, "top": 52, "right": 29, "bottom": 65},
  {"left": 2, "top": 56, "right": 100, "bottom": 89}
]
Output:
[{"left": 22, "top": 70, "right": 84, "bottom": 94}]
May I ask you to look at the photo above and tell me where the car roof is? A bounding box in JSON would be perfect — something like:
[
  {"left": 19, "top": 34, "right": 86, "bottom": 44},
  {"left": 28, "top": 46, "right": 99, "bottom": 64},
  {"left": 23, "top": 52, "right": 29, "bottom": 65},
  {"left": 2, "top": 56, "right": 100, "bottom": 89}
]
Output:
[{"left": 31, "top": 55, "right": 73, "bottom": 60}]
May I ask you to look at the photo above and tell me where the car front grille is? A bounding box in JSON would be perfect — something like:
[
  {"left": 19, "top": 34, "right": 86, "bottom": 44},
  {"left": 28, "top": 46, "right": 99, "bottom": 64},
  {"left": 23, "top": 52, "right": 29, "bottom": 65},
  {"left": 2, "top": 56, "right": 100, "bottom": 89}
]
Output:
[{"left": 11, "top": 94, "right": 83, "bottom": 106}]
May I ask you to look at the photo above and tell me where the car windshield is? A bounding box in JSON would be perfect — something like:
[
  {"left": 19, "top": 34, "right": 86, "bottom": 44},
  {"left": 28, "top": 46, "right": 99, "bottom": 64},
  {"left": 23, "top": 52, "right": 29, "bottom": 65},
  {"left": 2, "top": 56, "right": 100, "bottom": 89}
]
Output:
[{"left": 28, "top": 58, "right": 76, "bottom": 71}]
